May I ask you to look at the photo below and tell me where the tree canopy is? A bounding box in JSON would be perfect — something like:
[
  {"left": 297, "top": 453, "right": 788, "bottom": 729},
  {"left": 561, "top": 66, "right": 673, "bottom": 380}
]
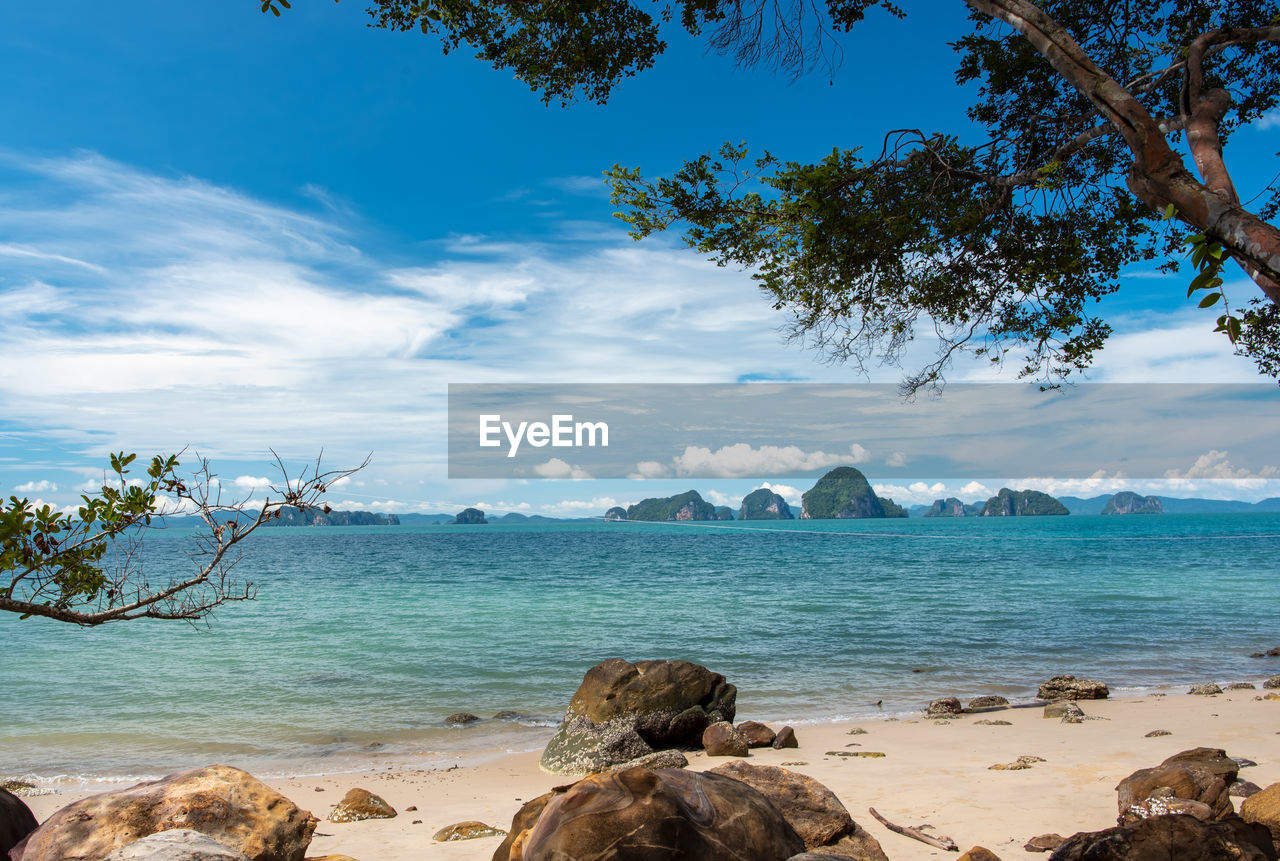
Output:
[
  {"left": 1, "top": 451, "right": 364, "bottom": 625},
  {"left": 318, "top": 0, "right": 1280, "bottom": 390}
]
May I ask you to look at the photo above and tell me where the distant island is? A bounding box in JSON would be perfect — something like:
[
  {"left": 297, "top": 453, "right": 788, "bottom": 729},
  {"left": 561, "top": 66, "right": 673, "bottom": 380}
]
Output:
[
  {"left": 453, "top": 507, "right": 487, "bottom": 524},
  {"left": 1102, "top": 491, "right": 1163, "bottom": 515},
  {"left": 800, "top": 467, "right": 907, "bottom": 519},
  {"left": 260, "top": 507, "right": 400, "bottom": 527},
  {"left": 626, "top": 490, "right": 717, "bottom": 522},
  {"left": 739, "top": 488, "right": 794, "bottom": 520}
]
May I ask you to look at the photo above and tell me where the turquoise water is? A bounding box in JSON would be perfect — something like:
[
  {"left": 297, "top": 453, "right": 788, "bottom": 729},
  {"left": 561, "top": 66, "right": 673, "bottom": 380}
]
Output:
[{"left": 4, "top": 514, "right": 1280, "bottom": 781}]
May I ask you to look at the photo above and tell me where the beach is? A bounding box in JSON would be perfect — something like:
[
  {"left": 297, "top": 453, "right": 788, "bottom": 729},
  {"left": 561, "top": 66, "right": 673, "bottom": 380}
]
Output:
[{"left": 19, "top": 686, "right": 1280, "bottom": 859}]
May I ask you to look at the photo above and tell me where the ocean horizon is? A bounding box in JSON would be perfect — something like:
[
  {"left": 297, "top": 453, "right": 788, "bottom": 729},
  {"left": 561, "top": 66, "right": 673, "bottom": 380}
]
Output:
[{"left": 6, "top": 513, "right": 1280, "bottom": 785}]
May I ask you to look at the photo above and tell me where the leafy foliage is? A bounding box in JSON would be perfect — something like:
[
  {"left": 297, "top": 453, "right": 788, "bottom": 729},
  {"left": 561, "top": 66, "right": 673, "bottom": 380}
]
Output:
[{"left": 1, "top": 451, "right": 366, "bottom": 625}]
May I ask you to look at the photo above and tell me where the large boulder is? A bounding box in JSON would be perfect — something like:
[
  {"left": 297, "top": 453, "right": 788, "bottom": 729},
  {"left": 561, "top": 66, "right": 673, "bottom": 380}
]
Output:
[
  {"left": 540, "top": 658, "right": 737, "bottom": 773},
  {"left": 1, "top": 788, "right": 38, "bottom": 859},
  {"left": 708, "top": 762, "right": 887, "bottom": 861},
  {"left": 703, "top": 722, "right": 750, "bottom": 757},
  {"left": 13, "top": 765, "right": 315, "bottom": 861},
  {"left": 101, "top": 829, "right": 251, "bottom": 861},
  {"left": 1037, "top": 675, "right": 1109, "bottom": 700},
  {"left": 1242, "top": 782, "right": 1280, "bottom": 848},
  {"left": 504, "top": 767, "right": 804, "bottom": 861},
  {"left": 1048, "top": 814, "right": 1275, "bottom": 860},
  {"left": 1116, "top": 748, "right": 1238, "bottom": 822}
]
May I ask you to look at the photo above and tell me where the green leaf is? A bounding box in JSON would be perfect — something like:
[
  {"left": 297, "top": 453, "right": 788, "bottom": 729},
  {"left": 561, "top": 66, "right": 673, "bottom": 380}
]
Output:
[{"left": 1198, "top": 292, "right": 1222, "bottom": 308}]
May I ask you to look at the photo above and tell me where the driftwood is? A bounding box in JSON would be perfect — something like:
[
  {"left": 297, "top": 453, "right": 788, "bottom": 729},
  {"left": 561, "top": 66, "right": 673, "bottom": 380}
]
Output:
[{"left": 868, "top": 807, "right": 959, "bottom": 852}]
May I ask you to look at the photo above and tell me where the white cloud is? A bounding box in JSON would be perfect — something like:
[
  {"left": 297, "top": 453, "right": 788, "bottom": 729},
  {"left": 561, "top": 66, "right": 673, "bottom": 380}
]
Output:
[
  {"left": 231, "top": 475, "right": 273, "bottom": 490},
  {"left": 671, "top": 443, "right": 868, "bottom": 478},
  {"left": 871, "top": 481, "right": 946, "bottom": 504},
  {"left": 1164, "top": 449, "right": 1278, "bottom": 480},
  {"left": 703, "top": 489, "right": 737, "bottom": 507},
  {"left": 14, "top": 479, "right": 57, "bottom": 493},
  {"left": 756, "top": 481, "right": 803, "bottom": 506},
  {"left": 532, "top": 458, "right": 592, "bottom": 479},
  {"left": 959, "top": 481, "right": 993, "bottom": 500},
  {"left": 628, "top": 461, "right": 671, "bottom": 479},
  {"left": 1258, "top": 108, "right": 1280, "bottom": 131},
  {"left": 544, "top": 496, "right": 622, "bottom": 515},
  {"left": 885, "top": 451, "right": 907, "bottom": 468}
]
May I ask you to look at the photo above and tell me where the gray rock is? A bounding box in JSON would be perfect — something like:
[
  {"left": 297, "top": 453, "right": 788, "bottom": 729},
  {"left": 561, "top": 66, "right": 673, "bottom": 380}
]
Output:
[
  {"left": 1044, "top": 701, "right": 1085, "bottom": 720},
  {"left": 925, "top": 697, "right": 962, "bottom": 717},
  {"left": 1189, "top": 683, "right": 1222, "bottom": 696},
  {"left": 1037, "top": 675, "right": 1109, "bottom": 700},
  {"left": 102, "top": 830, "right": 251, "bottom": 861},
  {"left": 967, "top": 695, "right": 1010, "bottom": 710},
  {"left": 608, "top": 749, "right": 690, "bottom": 772},
  {"left": 1265, "top": 675, "right": 1280, "bottom": 689}
]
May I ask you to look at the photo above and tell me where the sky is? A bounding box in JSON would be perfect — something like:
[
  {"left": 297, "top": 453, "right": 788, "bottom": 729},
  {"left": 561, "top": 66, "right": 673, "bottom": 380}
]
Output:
[{"left": 1, "top": 1, "right": 1279, "bottom": 518}]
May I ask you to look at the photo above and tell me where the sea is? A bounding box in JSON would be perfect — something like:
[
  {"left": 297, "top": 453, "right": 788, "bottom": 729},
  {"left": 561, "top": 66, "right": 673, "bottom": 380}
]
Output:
[{"left": 4, "top": 514, "right": 1279, "bottom": 785}]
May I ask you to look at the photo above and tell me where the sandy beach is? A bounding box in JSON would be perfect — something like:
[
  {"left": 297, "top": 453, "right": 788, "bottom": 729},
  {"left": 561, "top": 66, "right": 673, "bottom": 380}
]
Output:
[{"left": 19, "top": 686, "right": 1280, "bottom": 860}]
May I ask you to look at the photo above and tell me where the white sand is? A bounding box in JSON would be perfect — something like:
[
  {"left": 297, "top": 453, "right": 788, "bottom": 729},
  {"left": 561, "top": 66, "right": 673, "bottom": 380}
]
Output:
[{"left": 23, "top": 689, "right": 1280, "bottom": 860}]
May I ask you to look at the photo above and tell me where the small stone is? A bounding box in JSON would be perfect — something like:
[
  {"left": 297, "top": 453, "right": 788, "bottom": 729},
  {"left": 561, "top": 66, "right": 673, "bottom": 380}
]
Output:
[
  {"left": 1145, "top": 729, "right": 1172, "bottom": 737},
  {"left": 445, "top": 712, "right": 481, "bottom": 725},
  {"left": 967, "top": 695, "right": 1010, "bottom": 710},
  {"left": 772, "top": 725, "right": 799, "bottom": 749},
  {"left": 989, "top": 755, "right": 1045, "bottom": 771},
  {"left": 432, "top": 821, "right": 506, "bottom": 841},
  {"left": 736, "top": 721, "right": 776, "bottom": 748},
  {"left": 826, "top": 751, "right": 859, "bottom": 757},
  {"left": 404, "top": 805, "right": 418, "bottom": 811},
  {"left": 1265, "top": 675, "right": 1280, "bottom": 689},
  {"left": 975, "top": 719, "right": 1012, "bottom": 726},
  {"left": 330, "top": 788, "right": 397, "bottom": 822},
  {"left": 703, "top": 721, "right": 750, "bottom": 757},
  {"left": 1226, "top": 682, "right": 1257, "bottom": 690},
  {"left": 1232, "top": 757, "right": 1258, "bottom": 768},
  {"left": 1023, "top": 833, "right": 1065, "bottom": 852},
  {"left": 779, "top": 761, "right": 808, "bottom": 766},
  {"left": 1044, "top": 701, "right": 1084, "bottom": 720},
  {"left": 1259, "top": 693, "right": 1280, "bottom": 701},
  {"left": 855, "top": 751, "right": 885, "bottom": 758},
  {"left": 492, "top": 710, "right": 523, "bottom": 720},
  {"left": 1189, "top": 683, "right": 1222, "bottom": 695},
  {"left": 1230, "top": 779, "right": 1263, "bottom": 798},
  {"left": 846, "top": 728, "right": 867, "bottom": 735},
  {"left": 925, "top": 696, "right": 962, "bottom": 717}
]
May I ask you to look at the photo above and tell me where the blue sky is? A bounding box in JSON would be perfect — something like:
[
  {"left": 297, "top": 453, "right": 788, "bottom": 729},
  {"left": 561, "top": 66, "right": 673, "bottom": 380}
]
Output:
[{"left": 2, "top": 1, "right": 1278, "bottom": 517}]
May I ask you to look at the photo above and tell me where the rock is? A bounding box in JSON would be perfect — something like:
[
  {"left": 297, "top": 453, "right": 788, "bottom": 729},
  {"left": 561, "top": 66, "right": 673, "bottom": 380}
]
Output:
[
  {"left": 1266, "top": 676, "right": 1280, "bottom": 689},
  {"left": 1189, "top": 683, "right": 1222, "bottom": 695},
  {"left": 1, "top": 787, "right": 38, "bottom": 859},
  {"left": 738, "top": 721, "right": 778, "bottom": 748},
  {"left": 1229, "top": 683, "right": 1258, "bottom": 690},
  {"left": 980, "top": 488, "right": 1068, "bottom": 516},
  {"left": 1119, "top": 796, "right": 1215, "bottom": 822},
  {"left": 704, "top": 721, "right": 750, "bottom": 757},
  {"left": 608, "top": 749, "right": 690, "bottom": 772},
  {"left": 491, "top": 791, "right": 554, "bottom": 861},
  {"left": 540, "top": 658, "right": 738, "bottom": 773},
  {"left": 1238, "top": 758, "right": 1260, "bottom": 768},
  {"left": 1101, "top": 492, "right": 1163, "bottom": 515},
  {"left": 493, "top": 710, "right": 523, "bottom": 720},
  {"left": 446, "top": 712, "right": 481, "bottom": 725},
  {"left": 453, "top": 507, "right": 486, "bottom": 524},
  {"left": 1044, "top": 701, "right": 1085, "bottom": 720},
  {"left": 1116, "top": 748, "right": 1238, "bottom": 821},
  {"left": 846, "top": 728, "right": 867, "bottom": 735},
  {"left": 14, "top": 765, "right": 315, "bottom": 861},
  {"left": 1024, "top": 833, "right": 1064, "bottom": 852},
  {"left": 1049, "top": 815, "right": 1276, "bottom": 860},
  {"left": 975, "top": 719, "right": 1012, "bottom": 726},
  {"left": 925, "top": 697, "right": 962, "bottom": 717},
  {"left": 513, "top": 767, "right": 805, "bottom": 860},
  {"left": 1038, "top": 675, "right": 1109, "bottom": 700},
  {"left": 433, "top": 821, "right": 505, "bottom": 841},
  {"left": 957, "top": 849, "right": 1003, "bottom": 861},
  {"left": 773, "top": 726, "right": 799, "bottom": 749},
  {"left": 967, "top": 695, "right": 1009, "bottom": 710},
  {"left": 627, "top": 491, "right": 718, "bottom": 521},
  {"left": 1234, "top": 780, "right": 1264, "bottom": 798},
  {"left": 1241, "top": 782, "right": 1280, "bottom": 845},
  {"left": 604, "top": 506, "right": 627, "bottom": 521},
  {"left": 923, "top": 497, "right": 983, "bottom": 517},
  {"left": 1145, "top": 729, "right": 1172, "bottom": 737},
  {"left": 800, "top": 467, "right": 893, "bottom": 519},
  {"left": 705, "top": 762, "right": 887, "bottom": 860},
  {"left": 989, "top": 755, "right": 1046, "bottom": 771},
  {"left": 329, "top": 788, "right": 396, "bottom": 822},
  {"left": 102, "top": 830, "right": 252, "bottom": 861},
  {"left": 739, "top": 489, "right": 796, "bottom": 520}
]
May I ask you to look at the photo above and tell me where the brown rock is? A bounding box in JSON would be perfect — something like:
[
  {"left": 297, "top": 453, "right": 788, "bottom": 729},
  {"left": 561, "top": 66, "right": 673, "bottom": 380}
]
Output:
[
  {"left": 608, "top": 749, "right": 690, "bottom": 772},
  {"left": 540, "top": 658, "right": 737, "bottom": 773},
  {"left": 14, "top": 765, "right": 315, "bottom": 861},
  {"left": 1044, "top": 701, "right": 1085, "bottom": 720},
  {"left": 1, "top": 787, "right": 38, "bottom": 859},
  {"left": 1189, "top": 683, "right": 1222, "bottom": 696},
  {"left": 1234, "top": 780, "right": 1264, "bottom": 798},
  {"left": 445, "top": 712, "right": 481, "bottom": 725},
  {"left": 1116, "top": 748, "right": 1238, "bottom": 821},
  {"left": 515, "top": 768, "right": 804, "bottom": 860},
  {"left": 1242, "top": 782, "right": 1280, "bottom": 845},
  {"left": 1265, "top": 675, "right": 1280, "bottom": 689},
  {"left": 704, "top": 721, "right": 750, "bottom": 757},
  {"left": 738, "top": 721, "right": 778, "bottom": 748},
  {"left": 708, "top": 761, "right": 886, "bottom": 860},
  {"left": 1023, "top": 833, "right": 1064, "bottom": 852},
  {"left": 1119, "top": 796, "right": 1214, "bottom": 822},
  {"left": 966, "top": 695, "right": 1010, "bottom": 711},
  {"left": 925, "top": 697, "right": 962, "bottom": 717},
  {"left": 1037, "top": 675, "right": 1109, "bottom": 700},
  {"left": 957, "top": 848, "right": 1002, "bottom": 861},
  {"left": 329, "top": 788, "right": 396, "bottom": 822},
  {"left": 773, "top": 726, "right": 799, "bottom": 749},
  {"left": 1229, "top": 683, "right": 1258, "bottom": 690},
  {"left": 1144, "top": 730, "right": 1171, "bottom": 737},
  {"left": 975, "top": 719, "right": 1012, "bottom": 726},
  {"left": 491, "top": 792, "right": 554, "bottom": 861},
  {"left": 1049, "top": 814, "right": 1275, "bottom": 860},
  {"left": 433, "top": 821, "right": 505, "bottom": 841}
]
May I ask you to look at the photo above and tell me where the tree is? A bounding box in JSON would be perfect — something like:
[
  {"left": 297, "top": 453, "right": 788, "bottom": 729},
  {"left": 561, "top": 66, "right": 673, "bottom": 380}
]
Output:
[
  {"left": 1, "top": 451, "right": 366, "bottom": 625},
  {"left": 309, "top": 0, "right": 1280, "bottom": 391}
]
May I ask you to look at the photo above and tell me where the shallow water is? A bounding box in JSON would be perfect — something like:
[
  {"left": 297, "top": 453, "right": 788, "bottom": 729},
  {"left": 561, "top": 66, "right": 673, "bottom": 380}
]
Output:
[{"left": 5, "top": 514, "right": 1279, "bottom": 780}]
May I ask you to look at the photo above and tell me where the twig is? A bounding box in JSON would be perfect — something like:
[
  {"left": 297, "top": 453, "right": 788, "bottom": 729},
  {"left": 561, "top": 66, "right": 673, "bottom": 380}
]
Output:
[{"left": 868, "top": 807, "right": 958, "bottom": 852}]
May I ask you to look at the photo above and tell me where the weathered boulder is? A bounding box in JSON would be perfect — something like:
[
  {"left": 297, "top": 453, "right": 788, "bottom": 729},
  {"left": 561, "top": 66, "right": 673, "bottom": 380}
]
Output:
[
  {"left": 540, "top": 658, "right": 737, "bottom": 773},
  {"left": 14, "top": 765, "right": 315, "bottom": 861},
  {"left": 1038, "top": 675, "right": 1109, "bottom": 700},
  {"left": 926, "top": 697, "right": 963, "bottom": 717},
  {"left": 1235, "top": 780, "right": 1265, "bottom": 798},
  {"left": 708, "top": 762, "right": 887, "bottom": 860},
  {"left": 1, "top": 787, "right": 38, "bottom": 859},
  {"left": 491, "top": 791, "right": 554, "bottom": 861},
  {"left": 446, "top": 712, "right": 482, "bottom": 725},
  {"left": 1242, "top": 782, "right": 1280, "bottom": 847},
  {"left": 1025, "top": 833, "right": 1065, "bottom": 852},
  {"left": 703, "top": 721, "right": 750, "bottom": 757},
  {"left": 1266, "top": 675, "right": 1280, "bottom": 689},
  {"left": 1048, "top": 814, "right": 1276, "bottom": 860},
  {"left": 101, "top": 829, "right": 252, "bottom": 861},
  {"left": 738, "top": 721, "right": 778, "bottom": 748},
  {"left": 773, "top": 726, "right": 799, "bottom": 749},
  {"left": 329, "top": 789, "right": 396, "bottom": 822},
  {"left": 513, "top": 768, "right": 804, "bottom": 860},
  {"left": 957, "top": 848, "right": 1003, "bottom": 861},
  {"left": 1044, "top": 701, "right": 1085, "bottom": 720},
  {"left": 1117, "top": 748, "right": 1238, "bottom": 821},
  {"left": 967, "top": 695, "right": 1010, "bottom": 710},
  {"left": 433, "top": 821, "right": 505, "bottom": 841},
  {"left": 608, "top": 749, "right": 690, "bottom": 772},
  {"left": 1189, "top": 683, "right": 1222, "bottom": 696}
]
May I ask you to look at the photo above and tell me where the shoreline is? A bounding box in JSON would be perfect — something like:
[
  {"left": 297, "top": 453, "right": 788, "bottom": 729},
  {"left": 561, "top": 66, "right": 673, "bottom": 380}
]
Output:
[{"left": 17, "top": 685, "right": 1280, "bottom": 859}]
